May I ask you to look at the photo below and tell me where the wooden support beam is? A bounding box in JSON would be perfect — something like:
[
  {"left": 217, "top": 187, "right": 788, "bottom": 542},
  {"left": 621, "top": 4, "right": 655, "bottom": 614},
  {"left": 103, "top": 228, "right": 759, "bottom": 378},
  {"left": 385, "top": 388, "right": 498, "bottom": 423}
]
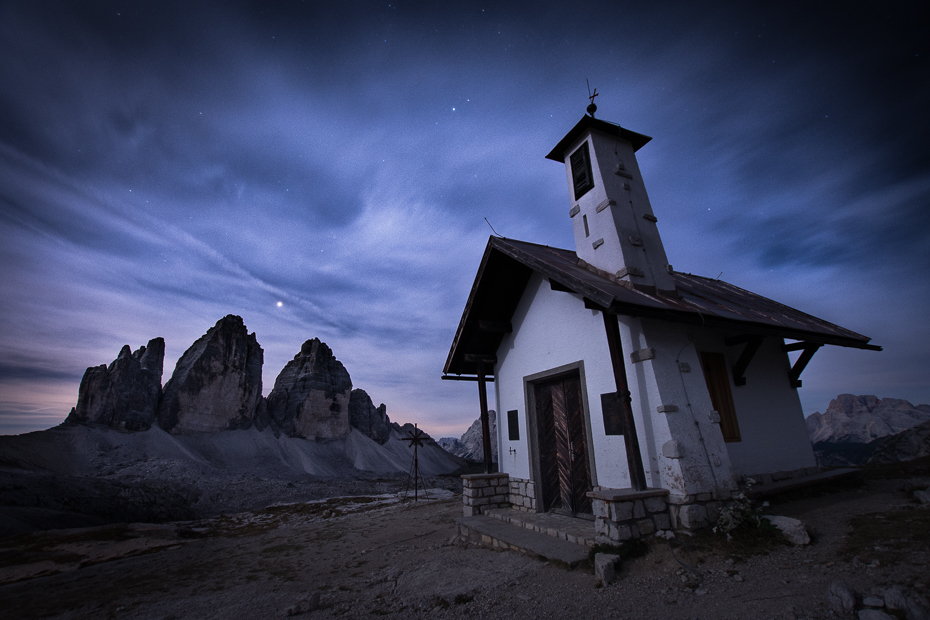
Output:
[
  {"left": 782, "top": 341, "right": 822, "bottom": 352},
  {"left": 477, "top": 320, "right": 512, "bottom": 333},
  {"left": 788, "top": 343, "right": 822, "bottom": 388},
  {"left": 464, "top": 353, "right": 497, "bottom": 365},
  {"left": 441, "top": 375, "right": 495, "bottom": 382},
  {"left": 476, "top": 364, "right": 494, "bottom": 474},
  {"left": 727, "top": 335, "right": 763, "bottom": 387},
  {"left": 602, "top": 313, "right": 647, "bottom": 491},
  {"left": 724, "top": 334, "right": 758, "bottom": 346},
  {"left": 549, "top": 279, "right": 573, "bottom": 293}
]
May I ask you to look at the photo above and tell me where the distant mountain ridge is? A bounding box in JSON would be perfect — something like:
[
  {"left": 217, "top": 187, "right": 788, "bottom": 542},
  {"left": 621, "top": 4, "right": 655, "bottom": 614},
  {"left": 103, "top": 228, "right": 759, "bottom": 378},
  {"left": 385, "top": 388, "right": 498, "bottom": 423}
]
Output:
[
  {"left": 65, "top": 315, "right": 400, "bottom": 444},
  {"left": 52, "top": 314, "right": 464, "bottom": 475},
  {"left": 806, "top": 394, "right": 930, "bottom": 466},
  {"left": 806, "top": 394, "right": 930, "bottom": 444},
  {"left": 438, "top": 409, "right": 497, "bottom": 463}
]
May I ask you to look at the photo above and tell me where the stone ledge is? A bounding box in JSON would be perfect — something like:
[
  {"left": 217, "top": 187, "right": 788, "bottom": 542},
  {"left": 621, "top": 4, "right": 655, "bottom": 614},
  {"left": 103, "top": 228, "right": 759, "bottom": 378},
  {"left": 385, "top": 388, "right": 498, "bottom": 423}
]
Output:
[
  {"left": 462, "top": 473, "right": 509, "bottom": 482},
  {"left": 587, "top": 488, "right": 669, "bottom": 502}
]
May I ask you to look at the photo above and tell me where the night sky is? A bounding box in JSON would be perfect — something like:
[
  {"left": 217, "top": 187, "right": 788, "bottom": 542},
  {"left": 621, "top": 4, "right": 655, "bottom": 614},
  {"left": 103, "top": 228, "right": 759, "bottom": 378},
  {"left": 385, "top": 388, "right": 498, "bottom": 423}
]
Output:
[{"left": 1, "top": 1, "right": 928, "bottom": 438}]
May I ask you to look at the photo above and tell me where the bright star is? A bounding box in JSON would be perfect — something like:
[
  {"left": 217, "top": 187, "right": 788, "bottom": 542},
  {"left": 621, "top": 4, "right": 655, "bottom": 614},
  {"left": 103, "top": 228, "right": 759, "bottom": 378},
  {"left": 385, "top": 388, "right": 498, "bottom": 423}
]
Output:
[{"left": 276, "top": 301, "right": 283, "bottom": 308}]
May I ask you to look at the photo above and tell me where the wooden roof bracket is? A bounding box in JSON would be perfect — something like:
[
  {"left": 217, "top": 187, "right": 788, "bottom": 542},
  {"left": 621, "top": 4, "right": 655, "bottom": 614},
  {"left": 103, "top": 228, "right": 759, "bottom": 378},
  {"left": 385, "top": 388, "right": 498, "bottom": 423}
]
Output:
[
  {"left": 782, "top": 341, "right": 823, "bottom": 388},
  {"left": 725, "top": 334, "right": 764, "bottom": 387}
]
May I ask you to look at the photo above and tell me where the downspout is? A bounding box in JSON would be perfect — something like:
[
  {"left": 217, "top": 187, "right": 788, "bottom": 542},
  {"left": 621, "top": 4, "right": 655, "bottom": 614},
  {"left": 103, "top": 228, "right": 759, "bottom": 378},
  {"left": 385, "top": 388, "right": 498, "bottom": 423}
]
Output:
[{"left": 602, "top": 312, "right": 648, "bottom": 491}]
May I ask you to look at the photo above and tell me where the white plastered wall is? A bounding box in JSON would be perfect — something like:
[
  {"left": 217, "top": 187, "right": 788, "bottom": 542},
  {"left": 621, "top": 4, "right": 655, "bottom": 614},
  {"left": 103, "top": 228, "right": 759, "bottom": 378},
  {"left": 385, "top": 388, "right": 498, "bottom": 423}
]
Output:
[
  {"left": 622, "top": 318, "right": 738, "bottom": 496},
  {"left": 691, "top": 332, "right": 816, "bottom": 479},
  {"left": 495, "top": 273, "right": 740, "bottom": 495},
  {"left": 495, "top": 273, "right": 624, "bottom": 488}
]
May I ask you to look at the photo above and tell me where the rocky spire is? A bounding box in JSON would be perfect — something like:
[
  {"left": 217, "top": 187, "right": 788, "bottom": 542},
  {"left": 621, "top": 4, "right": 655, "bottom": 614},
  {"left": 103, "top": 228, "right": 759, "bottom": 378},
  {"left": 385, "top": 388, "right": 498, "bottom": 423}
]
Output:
[
  {"left": 349, "top": 388, "right": 391, "bottom": 444},
  {"left": 157, "top": 315, "right": 264, "bottom": 433},
  {"left": 66, "top": 337, "right": 165, "bottom": 431},
  {"left": 266, "top": 338, "right": 352, "bottom": 439}
]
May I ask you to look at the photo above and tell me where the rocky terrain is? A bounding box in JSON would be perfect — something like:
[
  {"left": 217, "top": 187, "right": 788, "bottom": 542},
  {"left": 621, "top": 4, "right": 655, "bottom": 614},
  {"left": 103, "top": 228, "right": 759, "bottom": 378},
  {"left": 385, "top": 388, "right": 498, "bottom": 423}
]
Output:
[
  {"left": 0, "top": 316, "right": 465, "bottom": 536},
  {"left": 438, "top": 409, "right": 498, "bottom": 463},
  {"left": 0, "top": 459, "right": 927, "bottom": 620},
  {"left": 806, "top": 395, "right": 930, "bottom": 467}
]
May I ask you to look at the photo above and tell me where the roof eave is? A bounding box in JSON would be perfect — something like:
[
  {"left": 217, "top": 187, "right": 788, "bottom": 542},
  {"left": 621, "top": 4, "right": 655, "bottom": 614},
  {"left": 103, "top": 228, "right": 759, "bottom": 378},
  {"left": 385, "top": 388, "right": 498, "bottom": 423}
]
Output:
[{"left": 545, "top": 116, "right": 652, "bottom": 162}]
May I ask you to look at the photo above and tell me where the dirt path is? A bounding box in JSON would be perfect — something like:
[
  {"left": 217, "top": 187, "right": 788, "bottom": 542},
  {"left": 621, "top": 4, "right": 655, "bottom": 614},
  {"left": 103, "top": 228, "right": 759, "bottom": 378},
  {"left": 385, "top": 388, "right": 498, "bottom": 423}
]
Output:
[{"left": 0, "top": 477, "right": 927, "bottom": 619}]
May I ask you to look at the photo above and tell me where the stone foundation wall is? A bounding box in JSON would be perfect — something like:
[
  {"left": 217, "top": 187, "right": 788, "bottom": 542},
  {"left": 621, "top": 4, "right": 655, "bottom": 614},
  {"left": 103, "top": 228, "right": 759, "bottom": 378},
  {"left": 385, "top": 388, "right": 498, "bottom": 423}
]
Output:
[
  {"left": 588, "top": 488, "right": 671, "bottom": 541},
  {"left": 462, "top": 472, "right": 510, "bottom": 517},
  {"left": 507, "top": 477, "right": 536, "bottom": 512},
  {"left": 665, "top": 490, "right": 733, "bottom": 530}
]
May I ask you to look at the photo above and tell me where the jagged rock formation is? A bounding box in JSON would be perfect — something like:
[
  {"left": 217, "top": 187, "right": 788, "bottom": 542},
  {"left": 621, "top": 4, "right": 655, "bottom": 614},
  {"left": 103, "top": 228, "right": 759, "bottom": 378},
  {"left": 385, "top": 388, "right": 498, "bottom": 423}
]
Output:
[
  {"left": 349, "top": 389, "right": 391, "bottom": 444},
  {"left": 806, "top": 395, "right": 930, "bottom": 444},
  {"left": 806, "top": 395, "right": 930, "bottom": 466},
  {"left": 65, "top": 338, "right": 165, "bottom": 431},
  {"left": 439, "top": 410, "right": 497, "bottom": 462},
  {"left": 266, "top": 339, "right": 352, "bottom": 439},
  {"left": 157, "top": 315, "right": 264, "bottom": 434},
  {"left": 59, "top": 317, "right": 455, "bottom": 460},
  {"left": 868, "top": 419, "right": 930, "bottom": 464}
]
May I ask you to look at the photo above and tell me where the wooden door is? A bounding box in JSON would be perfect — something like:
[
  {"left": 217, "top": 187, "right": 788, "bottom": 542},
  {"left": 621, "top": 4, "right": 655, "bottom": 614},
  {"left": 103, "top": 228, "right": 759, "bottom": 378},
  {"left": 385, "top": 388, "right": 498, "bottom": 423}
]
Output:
[{"left": 535, "top": 372, "right": 592, "bottom": 516}]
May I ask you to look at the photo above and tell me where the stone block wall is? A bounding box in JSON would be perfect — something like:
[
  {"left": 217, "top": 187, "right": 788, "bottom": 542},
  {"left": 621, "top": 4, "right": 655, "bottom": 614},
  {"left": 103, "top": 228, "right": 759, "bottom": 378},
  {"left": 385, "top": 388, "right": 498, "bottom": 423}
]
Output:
[
  {"left": 589, "top": 488, "right": 671, "bottom": 541},
  {"left": 665, "top": 491, "right": 729, "bottom": 530},
  {"left": 740, "top": 465, "right": 820, "bottom": 486},
  {"left": 462, "top": 472, "right": 510, "bottom": 517},
  {"left": 507, "top": 477, "right": 536, "bottom": 512}
]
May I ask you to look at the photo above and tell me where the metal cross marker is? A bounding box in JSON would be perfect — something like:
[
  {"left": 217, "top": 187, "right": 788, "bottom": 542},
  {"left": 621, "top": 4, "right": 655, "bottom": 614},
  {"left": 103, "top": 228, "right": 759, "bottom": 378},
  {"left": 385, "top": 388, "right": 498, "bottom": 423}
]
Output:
[{"left": 402, "top": 424, "right": 431, "bottom": 502}]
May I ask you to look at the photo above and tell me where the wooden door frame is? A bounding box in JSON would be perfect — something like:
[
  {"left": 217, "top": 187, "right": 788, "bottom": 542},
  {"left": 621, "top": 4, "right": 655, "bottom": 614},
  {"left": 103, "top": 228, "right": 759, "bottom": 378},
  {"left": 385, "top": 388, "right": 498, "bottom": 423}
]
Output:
[{"left": 523, "top": 361, "right": 598, "bottom": 514}]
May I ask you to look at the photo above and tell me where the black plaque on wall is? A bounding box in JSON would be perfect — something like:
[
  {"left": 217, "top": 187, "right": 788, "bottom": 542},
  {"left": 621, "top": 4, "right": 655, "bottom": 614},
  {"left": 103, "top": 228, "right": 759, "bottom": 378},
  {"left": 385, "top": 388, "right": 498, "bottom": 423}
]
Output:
[
  {"left": 507, "top": 409, "right": 520, "bottom": 441},
  {"left": 601, "top": 392, "right": 625, "bottom": 436}
]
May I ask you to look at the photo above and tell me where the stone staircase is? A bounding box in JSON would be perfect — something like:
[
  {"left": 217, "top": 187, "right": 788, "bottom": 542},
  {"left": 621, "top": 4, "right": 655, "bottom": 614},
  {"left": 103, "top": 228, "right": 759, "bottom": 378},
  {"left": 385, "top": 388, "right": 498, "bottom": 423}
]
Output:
[{"left": 456, "top": 508, "right": 596, "bottom": 567}]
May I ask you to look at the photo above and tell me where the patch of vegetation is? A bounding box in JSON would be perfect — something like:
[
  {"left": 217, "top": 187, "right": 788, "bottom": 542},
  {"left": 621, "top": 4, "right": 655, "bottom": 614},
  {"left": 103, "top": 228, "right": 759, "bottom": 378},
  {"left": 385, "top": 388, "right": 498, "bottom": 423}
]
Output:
[
  {"left": 861, "top": 455, "right": 930, "bottom": 480},
  {"left": 699, "top": 518, "right": 786, "bottom": 555},
  {"left": 765, "top": 473, "right": 864, "bottom": 504},
  {"left": 840, "top": 506, "right": 930, "bottom": 566}
]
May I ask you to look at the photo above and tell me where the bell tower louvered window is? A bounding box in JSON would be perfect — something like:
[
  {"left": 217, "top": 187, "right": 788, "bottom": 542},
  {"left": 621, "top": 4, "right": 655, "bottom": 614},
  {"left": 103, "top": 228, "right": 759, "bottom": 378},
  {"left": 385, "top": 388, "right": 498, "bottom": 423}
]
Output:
[{"left": 570, "top": 141, "right": 594, "bottom": 200}]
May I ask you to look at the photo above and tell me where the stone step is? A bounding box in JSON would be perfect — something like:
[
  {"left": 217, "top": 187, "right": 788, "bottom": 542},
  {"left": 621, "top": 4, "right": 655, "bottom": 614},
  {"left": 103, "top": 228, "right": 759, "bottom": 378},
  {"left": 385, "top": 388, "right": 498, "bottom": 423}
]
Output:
[
  {"left": 482, "top": 508, "right": 598, "bottom": 547},
  {"left": 457, "top": 515, "right": 591, "bottom": 567}
]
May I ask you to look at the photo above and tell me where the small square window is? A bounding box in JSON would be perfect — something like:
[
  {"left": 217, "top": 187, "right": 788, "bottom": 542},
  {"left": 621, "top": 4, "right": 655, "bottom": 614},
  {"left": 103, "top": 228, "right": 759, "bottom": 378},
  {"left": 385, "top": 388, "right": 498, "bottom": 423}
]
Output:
[{"left": 570, "top": 142, "right": 594, "bottom": 200}]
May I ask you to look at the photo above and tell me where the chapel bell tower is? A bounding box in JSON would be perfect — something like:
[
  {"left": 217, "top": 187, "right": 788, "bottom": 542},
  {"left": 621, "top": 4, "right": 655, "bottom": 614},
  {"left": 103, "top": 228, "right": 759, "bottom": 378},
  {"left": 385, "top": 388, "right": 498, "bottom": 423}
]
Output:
[{"left": 546, "top": 108, "right": 676, "bottom": 295}]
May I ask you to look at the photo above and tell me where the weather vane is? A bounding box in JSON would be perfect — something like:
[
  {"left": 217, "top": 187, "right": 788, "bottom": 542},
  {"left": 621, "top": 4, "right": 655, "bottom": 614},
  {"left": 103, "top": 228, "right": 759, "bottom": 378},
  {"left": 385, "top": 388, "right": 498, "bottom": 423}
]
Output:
[
  {"left": 586, "top": 78, "right": 598, "bottom": 117},
  {"left": 402, "top": 424, "right": 430, "bottom": 502}
]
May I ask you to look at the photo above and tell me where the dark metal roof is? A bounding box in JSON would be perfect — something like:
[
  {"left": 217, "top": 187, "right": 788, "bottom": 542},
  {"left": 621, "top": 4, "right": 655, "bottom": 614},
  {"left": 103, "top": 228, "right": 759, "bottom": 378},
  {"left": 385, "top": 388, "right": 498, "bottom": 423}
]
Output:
[
  {"left": 444, "top": 237, "right": 879, "bottom": 377},
  {"left": 545, "top": 116, "right": 652, "bottom": 162}
]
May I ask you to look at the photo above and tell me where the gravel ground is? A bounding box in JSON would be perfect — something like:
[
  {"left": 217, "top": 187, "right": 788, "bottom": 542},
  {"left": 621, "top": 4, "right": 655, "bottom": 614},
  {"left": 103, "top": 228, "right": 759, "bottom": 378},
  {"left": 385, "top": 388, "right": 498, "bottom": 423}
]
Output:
[{"left": 1, "top": 467, "right": 928, "bottom": 620}]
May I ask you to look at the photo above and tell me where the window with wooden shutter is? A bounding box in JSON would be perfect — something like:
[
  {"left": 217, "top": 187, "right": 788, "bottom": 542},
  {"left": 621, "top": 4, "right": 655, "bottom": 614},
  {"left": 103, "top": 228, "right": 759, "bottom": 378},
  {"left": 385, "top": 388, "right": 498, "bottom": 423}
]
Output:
[{"left": 699, "top": 351, "right": 741, "bottom": 442}]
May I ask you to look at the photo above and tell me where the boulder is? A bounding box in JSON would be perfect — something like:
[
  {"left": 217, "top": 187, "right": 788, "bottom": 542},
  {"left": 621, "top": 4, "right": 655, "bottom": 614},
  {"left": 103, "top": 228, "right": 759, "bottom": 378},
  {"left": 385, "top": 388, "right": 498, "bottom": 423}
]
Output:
[
  {"left": 66, "top": 338, "right": 165, "bottom": 431},
  {"left": 157, "top": 315, "right": 264, "bottom": 433},
  {"left": 349, "top": 388, "right": 391, "bottom": 444},
  {"left": 594, "top": 553, "right": 620, "bottom": 586},
  {"left": 762, "top": 515, "right": 810, "bottom": 545},
  {"left": 827, "top": 581, "right": 857, "bottom": 614},
  {"left": 266, "top": 338, "right": 352, "bottom": 439}
]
